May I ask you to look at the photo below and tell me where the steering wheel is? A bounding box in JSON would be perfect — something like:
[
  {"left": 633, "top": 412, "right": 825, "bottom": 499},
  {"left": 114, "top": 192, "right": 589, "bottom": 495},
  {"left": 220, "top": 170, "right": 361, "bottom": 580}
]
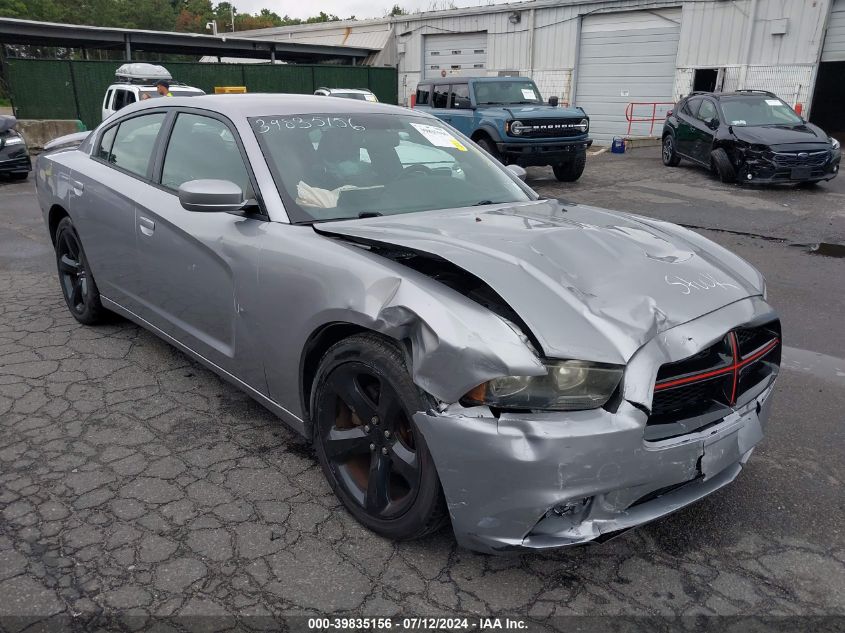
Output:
[{"left": 398, "top": 164, "right": 431, "bottom": 179}]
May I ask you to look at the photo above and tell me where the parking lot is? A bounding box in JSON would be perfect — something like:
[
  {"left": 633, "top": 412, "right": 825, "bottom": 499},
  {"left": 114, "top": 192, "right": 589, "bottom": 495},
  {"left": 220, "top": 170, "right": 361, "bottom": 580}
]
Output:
[{"left": 1, "top": 147, "right": 844, "bottom": 627}]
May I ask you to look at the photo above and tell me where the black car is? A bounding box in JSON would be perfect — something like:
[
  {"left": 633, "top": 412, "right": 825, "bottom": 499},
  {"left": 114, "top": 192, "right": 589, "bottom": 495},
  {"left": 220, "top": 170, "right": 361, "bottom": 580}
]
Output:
[
  {"left": 0, "top": 115, "right": 31, "bottom": 180},
  {"left": 662, "top": 90, "right": 840, "bottom": 185}
]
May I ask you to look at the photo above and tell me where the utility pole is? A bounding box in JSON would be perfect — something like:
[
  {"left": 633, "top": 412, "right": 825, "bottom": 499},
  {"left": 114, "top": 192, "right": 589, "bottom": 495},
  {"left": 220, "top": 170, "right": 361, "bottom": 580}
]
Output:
[
  {"left": 206, "top": 20, "right": 218, "bottom": 36},
  {"left": 230, "top": 5, "right": 236, "bottom": 32}
]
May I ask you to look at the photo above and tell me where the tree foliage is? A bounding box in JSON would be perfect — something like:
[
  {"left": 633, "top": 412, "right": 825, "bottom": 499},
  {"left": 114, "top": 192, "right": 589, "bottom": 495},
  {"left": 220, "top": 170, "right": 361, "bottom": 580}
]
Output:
[{"left": 0, "top": 0, "right": 349, "bottom": 32}]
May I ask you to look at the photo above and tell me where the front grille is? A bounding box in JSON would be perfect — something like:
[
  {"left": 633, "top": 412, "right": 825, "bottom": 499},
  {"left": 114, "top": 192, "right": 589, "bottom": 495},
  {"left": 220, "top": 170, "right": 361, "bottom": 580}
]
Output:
[
  {"left": 515, "top": 119, "right": 585, "bottom": 138},
  {"left": 772, "top": 150, "right": 830, "bottom": 167},
  {"left": 647, "top": 320, "right": 781, "bottom": 439}
]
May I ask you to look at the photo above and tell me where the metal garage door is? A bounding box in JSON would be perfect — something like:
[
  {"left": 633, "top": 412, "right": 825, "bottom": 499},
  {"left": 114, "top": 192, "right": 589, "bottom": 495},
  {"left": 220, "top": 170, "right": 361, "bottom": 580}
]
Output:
[
  {"left": 822, "top": 0, "right": 845, "bottom": 61},
  {"left": 575, "top": 9, "right": 681, "bottom": 144},
  {"left": 423, "top": 32, "right": 487, "bottom": 80}
]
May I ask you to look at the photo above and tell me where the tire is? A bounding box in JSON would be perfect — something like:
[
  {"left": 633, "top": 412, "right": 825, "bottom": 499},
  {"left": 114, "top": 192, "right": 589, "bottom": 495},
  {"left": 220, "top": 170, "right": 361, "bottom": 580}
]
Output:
[
  {"left": 311, "top": 333, "right": 447, "bottom": 541},
  {"left": 475, "top": 136, "right": 502, "bottom": 163},
  {"left": 710, "top": 148, "right": 737, "bottom": 183},
  {"left": 10, "top": 172, "right": 29, "bottom": 181},
  {"left": 54, "top": 217, "right": 108, "bottom": 325},
  {"left": 552, "top": 151, "right": 587, "bottom": 182},
  {"left": 662, "top": 135, "right": 681, "bottom": 166}
]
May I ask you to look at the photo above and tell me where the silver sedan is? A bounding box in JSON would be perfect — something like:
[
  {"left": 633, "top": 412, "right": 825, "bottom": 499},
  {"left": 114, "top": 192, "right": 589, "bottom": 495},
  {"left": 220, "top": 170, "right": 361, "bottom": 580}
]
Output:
[{"left": 35, "top": 95, "right": 781, "bottom": 553}]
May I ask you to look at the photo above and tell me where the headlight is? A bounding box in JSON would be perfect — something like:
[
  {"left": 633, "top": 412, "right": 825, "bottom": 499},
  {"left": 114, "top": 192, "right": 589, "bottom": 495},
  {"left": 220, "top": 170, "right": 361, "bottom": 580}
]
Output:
[
  {"left": 832, "top": 137, "right": 840, "bottom": 150},
  {"left": 578, "top": 118, "right": 589, "bottom": 133},
  {"left": 462, "top": 360, "right": 623, "bottom": 411},
  {"left": 3, "top": 135, "right": 24, "bottom": 146},
  {"left": 509, "top": 120, "right": 524, "bottom": 136}
]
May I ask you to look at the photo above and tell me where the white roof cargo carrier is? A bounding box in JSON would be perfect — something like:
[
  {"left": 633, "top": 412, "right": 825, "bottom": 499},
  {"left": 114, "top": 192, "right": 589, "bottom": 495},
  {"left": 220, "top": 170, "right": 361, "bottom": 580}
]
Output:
[{"left": 115, "top": 63, "right": 172, "bottom": 83}]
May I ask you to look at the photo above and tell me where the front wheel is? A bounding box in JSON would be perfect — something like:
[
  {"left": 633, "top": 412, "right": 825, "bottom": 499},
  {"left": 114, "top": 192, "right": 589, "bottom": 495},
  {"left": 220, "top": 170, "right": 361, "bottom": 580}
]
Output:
[
  {"left": 311, "top": 333, "right": 447, "bottom": 541},
  {"left": 54, "top": 217, "right": 108, "bottom": 325},
  {"left": 662, "top": 135, "right": 681, "bottom": 166},
  {"left": 553, "top": 151, "right": 587, "bottom": 182},
  {"left": 475, "top": 136, "right": 502, "bottom": 163},
  {"left": 710, "top": 148, "right": 737, "bottom": 183}
]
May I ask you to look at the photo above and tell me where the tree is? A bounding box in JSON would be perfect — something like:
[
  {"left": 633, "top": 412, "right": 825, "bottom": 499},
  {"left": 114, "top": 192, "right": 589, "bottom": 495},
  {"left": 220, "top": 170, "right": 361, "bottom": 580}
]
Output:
[{"left": 387, "top": 5, "right": 408, "bottom": 16}]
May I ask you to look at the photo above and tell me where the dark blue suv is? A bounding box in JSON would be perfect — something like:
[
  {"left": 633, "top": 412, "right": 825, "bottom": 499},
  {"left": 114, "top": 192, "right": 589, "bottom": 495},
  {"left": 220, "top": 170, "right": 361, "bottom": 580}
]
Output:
[{"left": 414, "top": 77, "right": 592, "bottom": 181}]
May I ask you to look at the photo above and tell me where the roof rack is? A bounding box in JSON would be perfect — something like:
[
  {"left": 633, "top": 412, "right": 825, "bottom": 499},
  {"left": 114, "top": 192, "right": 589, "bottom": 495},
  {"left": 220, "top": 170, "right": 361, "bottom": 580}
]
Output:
[{"left": 732, "top": 89, "right": 777, "bottom": 97}]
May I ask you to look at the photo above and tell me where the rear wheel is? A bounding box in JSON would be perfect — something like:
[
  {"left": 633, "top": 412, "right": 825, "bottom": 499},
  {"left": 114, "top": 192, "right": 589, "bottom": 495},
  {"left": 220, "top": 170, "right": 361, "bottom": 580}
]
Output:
[
  {"left": 710, "top": 148, "right": 737, "bottom": 183},
  {"left": 475, "top": 136, "right": 502, "bottom": 163},
  {"left": 10, "top": 172, "right": 29, "bottom": 181},
  {"left": 553, "top": 151, "right": 587, "bottom": 182},
  {"left": 662, "top": 135, "right": 681, "bottom": 166},
  {"left": 311, "top": 333, "right": 447, "bottom": 540},
  {"left": 54, "top": 217, "right": 108, "bottom": 325}
]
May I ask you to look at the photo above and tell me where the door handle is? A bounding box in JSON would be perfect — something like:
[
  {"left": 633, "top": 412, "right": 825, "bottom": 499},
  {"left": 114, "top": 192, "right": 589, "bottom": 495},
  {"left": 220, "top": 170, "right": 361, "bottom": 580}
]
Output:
[
  {"left": 138, "top": 216, "right": 155, "bottom": 236},
  {"left": 71, "top": 180, "right": 84, "bottom": 196}
]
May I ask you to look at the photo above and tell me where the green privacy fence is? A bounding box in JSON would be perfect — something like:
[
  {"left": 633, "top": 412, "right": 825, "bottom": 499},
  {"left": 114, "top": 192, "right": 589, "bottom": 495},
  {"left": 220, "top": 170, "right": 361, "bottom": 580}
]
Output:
[{"left": 5, "top": 59, "right": 398, "bottom": 130}]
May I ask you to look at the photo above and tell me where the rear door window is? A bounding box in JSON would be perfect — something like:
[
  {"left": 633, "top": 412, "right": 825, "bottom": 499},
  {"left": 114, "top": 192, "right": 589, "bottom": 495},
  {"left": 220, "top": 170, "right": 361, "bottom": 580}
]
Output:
[
  {"left": 451, "top": 84, "right": 471, "bottom": 109},
  {"left": 109, "top": 112, "right": 166, "bottom": 178},
  {"left": 416, "top": 86, "right": 430, "bottom": 106},
  {"left": 433, "top": 85, "right": 449, "bottom": 108}
]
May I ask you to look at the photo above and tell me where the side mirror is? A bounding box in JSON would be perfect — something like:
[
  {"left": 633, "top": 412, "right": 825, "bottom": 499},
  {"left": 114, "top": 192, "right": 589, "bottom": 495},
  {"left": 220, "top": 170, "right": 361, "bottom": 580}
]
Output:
[
  {"left": 505, "top": 164, "right": 527, "bottom": 181},
  {"left": 178, "top": 179, "right": 246, "bottom": 213},
  {"left": 548, "top": 96, "right": 559, "bottom": 107},
  {"left": 707, "top": 118, "right": 720, "bottom": 130}
]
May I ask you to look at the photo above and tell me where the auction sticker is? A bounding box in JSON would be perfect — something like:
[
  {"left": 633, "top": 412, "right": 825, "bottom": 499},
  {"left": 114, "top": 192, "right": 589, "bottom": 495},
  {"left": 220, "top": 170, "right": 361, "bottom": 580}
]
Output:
[{"left": 410, "top": 122, "right": 468, "bottom": 151}]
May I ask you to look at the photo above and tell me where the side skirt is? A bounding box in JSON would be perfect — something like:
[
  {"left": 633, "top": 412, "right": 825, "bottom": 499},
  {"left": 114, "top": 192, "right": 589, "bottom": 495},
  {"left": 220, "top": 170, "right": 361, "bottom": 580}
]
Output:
[{"left": 100, "top": 296, "right": 307, "bottom": 437}]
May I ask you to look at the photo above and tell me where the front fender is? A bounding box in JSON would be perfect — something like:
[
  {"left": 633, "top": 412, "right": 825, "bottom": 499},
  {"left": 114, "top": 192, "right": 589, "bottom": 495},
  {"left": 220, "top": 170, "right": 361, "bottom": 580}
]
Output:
[
  {"left": 257, "top": 225, "right": 545, "bottom": 425},
  {"left": 473, "top": 122, "right": 504, "bottom": 143}
]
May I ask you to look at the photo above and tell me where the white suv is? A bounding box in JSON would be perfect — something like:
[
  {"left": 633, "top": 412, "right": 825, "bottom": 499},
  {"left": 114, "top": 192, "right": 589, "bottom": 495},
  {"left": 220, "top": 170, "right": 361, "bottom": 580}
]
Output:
[
  {"left": 102, "top": 63, "right": 204, "bottom": 121},
  {"left": 313, "top": 87, "right": 378, "bottom": 102}
]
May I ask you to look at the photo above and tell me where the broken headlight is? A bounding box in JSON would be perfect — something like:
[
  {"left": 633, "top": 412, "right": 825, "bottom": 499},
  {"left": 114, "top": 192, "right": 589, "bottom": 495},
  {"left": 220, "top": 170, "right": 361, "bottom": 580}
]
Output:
[{"left": 462, "top": 360, "right": 623, "bottom": 411}]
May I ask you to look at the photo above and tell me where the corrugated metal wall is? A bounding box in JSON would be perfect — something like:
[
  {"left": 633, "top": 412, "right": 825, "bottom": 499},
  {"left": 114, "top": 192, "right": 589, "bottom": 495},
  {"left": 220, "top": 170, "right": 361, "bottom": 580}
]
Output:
[
  {"left": 6, "top": 59, "right": 398, "bottom": 129},
  {"left": 822, "top": 0, "right": 845, "bottom": 61}
]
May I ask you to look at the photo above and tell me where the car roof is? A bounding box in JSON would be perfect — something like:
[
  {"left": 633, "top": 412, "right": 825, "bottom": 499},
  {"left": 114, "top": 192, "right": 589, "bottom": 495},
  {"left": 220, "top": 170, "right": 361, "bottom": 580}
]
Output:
[
  {"left": 419, "top": 76, "right": 533, "bottom": 84},
  {"left": 321, "top": 88, "right": 374, "bottom": 94},
  {"left": 116, "top": 93, "right": 425, "bottom": 119},
  {"left": 686, "top": 91, "right": 779, "bottom": 100}
]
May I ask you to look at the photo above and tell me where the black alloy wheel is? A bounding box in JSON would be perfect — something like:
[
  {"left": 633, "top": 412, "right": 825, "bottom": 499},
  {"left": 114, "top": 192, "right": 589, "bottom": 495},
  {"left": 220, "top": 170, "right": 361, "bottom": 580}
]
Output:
[
  {"left": 312, "top": 334, "right": 446, "bottom": 540},
  {"left": 662, "top": 135, "right": 681, "bottom": 166},
  {"left": 54, "top": 217, "right": 107, "bottom": 325}
]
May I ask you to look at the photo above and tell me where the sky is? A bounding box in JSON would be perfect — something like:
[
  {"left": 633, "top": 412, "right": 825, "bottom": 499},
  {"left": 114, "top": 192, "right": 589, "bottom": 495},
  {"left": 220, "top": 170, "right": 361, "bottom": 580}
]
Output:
[{"left": 232, "top": 0, "right": 516, "bottom": 21}]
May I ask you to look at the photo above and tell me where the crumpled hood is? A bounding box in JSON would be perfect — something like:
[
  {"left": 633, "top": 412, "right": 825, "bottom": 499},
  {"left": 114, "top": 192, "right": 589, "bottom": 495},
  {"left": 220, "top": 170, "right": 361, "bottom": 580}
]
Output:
[
  {"left": 317, "top": 200, "right": 765, "bottom": 365},
  {"left": 731, "top": 122, "right": 831, "bottom": 148}
]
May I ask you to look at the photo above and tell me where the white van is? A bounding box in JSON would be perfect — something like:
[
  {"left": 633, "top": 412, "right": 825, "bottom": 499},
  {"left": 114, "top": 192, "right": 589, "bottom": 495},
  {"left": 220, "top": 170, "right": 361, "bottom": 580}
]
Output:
[{"left": 102, "top": 63, "right": 204, "bottom": 121}]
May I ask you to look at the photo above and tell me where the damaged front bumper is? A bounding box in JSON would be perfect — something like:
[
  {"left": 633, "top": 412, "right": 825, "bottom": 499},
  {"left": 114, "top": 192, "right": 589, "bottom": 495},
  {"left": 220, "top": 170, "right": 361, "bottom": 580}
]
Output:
[
  {"left": 414, "top": 297, "right": 779, "bottom": 554},
  {"left": 738, "top": 146, "right": 840, "bottom": 183}
]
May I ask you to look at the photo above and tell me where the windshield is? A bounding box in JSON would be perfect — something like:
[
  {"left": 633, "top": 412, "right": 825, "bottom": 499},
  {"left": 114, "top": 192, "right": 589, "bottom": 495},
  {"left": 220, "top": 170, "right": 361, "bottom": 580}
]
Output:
[
  {"left": 250, "top": 113, "right": 533, "bottom": 223},
  {"left": 719, "top": 95, "right": 803, "bottom": 127},
  {"left": 473, "top": 80, "right": 543, "bottom": 105}
]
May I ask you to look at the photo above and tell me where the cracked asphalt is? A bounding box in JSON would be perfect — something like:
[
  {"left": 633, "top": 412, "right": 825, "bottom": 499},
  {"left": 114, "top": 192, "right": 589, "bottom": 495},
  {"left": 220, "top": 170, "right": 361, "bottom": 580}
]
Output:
[{"left": 1, "top": 147, "right": 844, "bottom": 629}]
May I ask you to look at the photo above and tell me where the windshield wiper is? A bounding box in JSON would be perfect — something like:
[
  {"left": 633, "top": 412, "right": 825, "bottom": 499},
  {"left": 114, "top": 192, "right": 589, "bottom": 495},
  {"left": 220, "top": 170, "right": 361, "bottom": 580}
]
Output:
[
  {"left": 472, "top": 200, "right": 498, "bottom": 206},
  {"left": 358, "top": 211, "right": 383, "bottom": 219}
]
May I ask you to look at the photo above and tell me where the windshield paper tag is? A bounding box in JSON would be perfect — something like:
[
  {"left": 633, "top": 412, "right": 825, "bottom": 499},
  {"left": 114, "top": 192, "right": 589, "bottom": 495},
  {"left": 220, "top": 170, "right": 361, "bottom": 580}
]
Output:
[
  {"left": 765, "top": 99, "right": 783, "bottom": 106},
  {"left": 521, "top": 88, "right": 537, "bottom": 100},
  {"left": 410, "top": 122, "right": 467, "bottom": 151}
]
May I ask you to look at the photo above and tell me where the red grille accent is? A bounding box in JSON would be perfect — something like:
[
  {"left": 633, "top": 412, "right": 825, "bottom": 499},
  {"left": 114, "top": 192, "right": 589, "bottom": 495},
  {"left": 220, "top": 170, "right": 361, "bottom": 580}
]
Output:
[{"left": 654, "top": 335, "right": 780, "bottom": 407}]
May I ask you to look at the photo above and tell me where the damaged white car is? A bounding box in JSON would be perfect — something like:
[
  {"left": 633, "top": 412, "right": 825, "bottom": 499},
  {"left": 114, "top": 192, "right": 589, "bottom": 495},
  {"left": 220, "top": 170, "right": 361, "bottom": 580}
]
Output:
[{"left": 35, "top": 95, "right": 780, "bottom": 553}]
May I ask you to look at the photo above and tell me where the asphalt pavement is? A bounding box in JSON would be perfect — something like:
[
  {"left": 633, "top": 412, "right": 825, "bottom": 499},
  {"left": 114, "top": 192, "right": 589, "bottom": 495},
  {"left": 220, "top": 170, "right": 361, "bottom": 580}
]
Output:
[{"left": 0, "top": 148, "right": 843, "bottom": 629}]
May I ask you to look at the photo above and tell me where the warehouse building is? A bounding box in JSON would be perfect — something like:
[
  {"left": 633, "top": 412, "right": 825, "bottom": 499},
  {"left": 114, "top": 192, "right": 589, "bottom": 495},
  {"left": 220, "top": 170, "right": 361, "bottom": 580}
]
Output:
[{"left": 239, "top": 0, "right": 845, "bottom": 143}]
